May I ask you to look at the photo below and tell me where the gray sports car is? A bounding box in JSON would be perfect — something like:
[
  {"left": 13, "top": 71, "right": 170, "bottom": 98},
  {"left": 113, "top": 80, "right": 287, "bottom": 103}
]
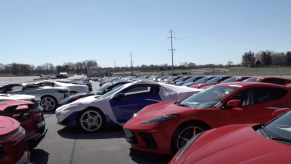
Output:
[{"left": 0, "top": 83, "right": 70, "bottom": 112}]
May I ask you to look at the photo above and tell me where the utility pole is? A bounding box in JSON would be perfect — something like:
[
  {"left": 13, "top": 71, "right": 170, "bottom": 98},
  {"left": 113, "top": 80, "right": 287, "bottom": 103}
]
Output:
[
  {"left": 130, "top": 51, "right": 134, "bottom": 75},
  {"left": 168, "top": 29, "right": 176, "bottom": 75}
]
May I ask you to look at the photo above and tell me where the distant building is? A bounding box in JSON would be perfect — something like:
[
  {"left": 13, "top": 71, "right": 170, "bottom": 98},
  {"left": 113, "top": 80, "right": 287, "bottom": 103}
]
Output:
[{"left": 87, "top": 67, "right": 112, "bottom": 77}]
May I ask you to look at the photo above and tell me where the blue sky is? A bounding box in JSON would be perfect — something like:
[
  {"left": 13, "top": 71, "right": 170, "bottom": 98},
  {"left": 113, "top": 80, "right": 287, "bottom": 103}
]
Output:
[{"left": 1, "top": 0, "right": 291, "bottom": 67}]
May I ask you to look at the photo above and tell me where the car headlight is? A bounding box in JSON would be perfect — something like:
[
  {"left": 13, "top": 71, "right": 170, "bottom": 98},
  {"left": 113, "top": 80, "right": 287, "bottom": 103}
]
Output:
[
  {"left": 140, "top": 114, "right": 180, "bottom": 124},
  {"left": 174, "top": 132, "right": 203, "bottom": 161}
]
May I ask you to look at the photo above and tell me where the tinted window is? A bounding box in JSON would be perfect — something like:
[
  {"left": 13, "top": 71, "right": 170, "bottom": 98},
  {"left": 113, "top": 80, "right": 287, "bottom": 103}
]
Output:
[
  {"left": 262, "top": 79, "right": 285, "bottom": 85},
  {"left": 124, "top": 86, "right": 151, "bottom": 96},
  {"left": 230, "top": 87, "right": 288, "bottom": 106},
  {"left": 206, "top": 77, "right": 221, "bottom": 84},
  {"left": 243, "top": 78, "right": 260, "bottom": 82},
  {"left": 221, "top": 77, "right": 237, "bottom": 83},
  {"left": 179, "top": 85, "right": 238, "bottom": 108},
  {"left": 265, "top": 110, "right": 291, "bottom": 142}
]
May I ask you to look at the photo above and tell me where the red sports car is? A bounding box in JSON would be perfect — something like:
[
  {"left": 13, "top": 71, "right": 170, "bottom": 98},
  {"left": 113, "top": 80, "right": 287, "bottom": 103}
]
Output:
[
  {"left": 243, "top": 76, "right": 291, "bottom": 85},
  {"left": 123, "top": 82, "right": 291, "bottom": 154},
  {"left": 0, "top": 100, "right": 47, "bottom": 146},
  {"left": 169, "top": 108, "right": 291, "bottom": 164},
  {"left": 195, "top": 76, "right": 231, "bottom": 89},
  {"left": 0, "top": 116, "right": 30, "bottom": 164}
]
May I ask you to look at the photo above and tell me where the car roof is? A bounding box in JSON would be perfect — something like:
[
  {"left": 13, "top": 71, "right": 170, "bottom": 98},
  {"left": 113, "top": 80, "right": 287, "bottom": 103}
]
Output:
[
  {"left": 247, "top": 76, "right": 286, "bottom": 80},
  {"left": 218, "top": 81, "right": 290, "bottom": 88}
]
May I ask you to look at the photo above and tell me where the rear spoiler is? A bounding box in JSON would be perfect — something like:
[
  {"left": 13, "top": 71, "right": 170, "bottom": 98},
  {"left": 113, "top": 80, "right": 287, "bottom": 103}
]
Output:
[
  {"left": 4, "top": 105, "right": 19, "bottom": 112},
  {"left": 4, "top": 101, "right": 39, "bottom": 112}
]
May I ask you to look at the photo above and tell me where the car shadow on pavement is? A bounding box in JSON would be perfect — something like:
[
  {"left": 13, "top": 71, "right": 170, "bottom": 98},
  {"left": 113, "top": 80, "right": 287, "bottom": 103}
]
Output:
[
  {"left": 57, "top": 125, "right": 126, "bottom": 139},
  {"left": 29, "top": 149, "right": 49, "bottom": 164},
  {"left": 129, "top": 148, "right": 172, "bottom": 164}
]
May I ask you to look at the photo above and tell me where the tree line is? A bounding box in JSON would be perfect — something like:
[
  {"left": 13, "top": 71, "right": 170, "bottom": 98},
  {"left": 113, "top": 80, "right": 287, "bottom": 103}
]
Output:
[
  {"left": 0, "top": 60, "right": 98, "bottom": 76},
  {"left": 242, "top": 51, "right": 291, "bottom": 67}
]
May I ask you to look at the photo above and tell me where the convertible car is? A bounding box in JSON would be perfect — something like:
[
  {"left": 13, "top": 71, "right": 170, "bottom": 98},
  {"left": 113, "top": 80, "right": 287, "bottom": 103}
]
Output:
[
  {"left": 0, "top": 116, "right": 30, "bottom": 164},
  {"left": 0, "top": 83, "right": 70, "bottom": 112},
  {"left": 123, "top": 82, "right": 291, "bottom": 154},
  {"left": 56, "top": 80, "right": 202, "bottom": 132},
  {"left": 169, "top": 108, "right": 291, "bottom": 164}
]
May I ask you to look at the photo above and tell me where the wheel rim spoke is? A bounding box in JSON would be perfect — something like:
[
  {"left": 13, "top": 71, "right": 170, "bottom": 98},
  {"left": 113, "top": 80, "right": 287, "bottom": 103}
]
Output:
[
  {"left": 177, "top": 126, "right": 204, "bottom": 149},
  {"left": 80, "top": 110, "right": 102, "bottom": 131}
]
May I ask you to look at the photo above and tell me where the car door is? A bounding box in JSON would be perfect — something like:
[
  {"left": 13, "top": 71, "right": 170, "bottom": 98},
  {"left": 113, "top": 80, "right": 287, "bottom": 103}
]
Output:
[
  {"left": 109, "top": 84, "right": 161, "bottom": 123},
  {"left": 219, "top": 87, "right": 288, "bottom": 126}
]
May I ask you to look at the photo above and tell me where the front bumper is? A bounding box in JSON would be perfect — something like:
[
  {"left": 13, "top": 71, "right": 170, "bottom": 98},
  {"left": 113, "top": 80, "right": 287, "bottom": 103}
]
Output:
[
  {"left": 56, "top": 111, "right": 78, "bottom": 127},
  {"left": 123, "top": 125, "right": 173, "bottom": 155}
]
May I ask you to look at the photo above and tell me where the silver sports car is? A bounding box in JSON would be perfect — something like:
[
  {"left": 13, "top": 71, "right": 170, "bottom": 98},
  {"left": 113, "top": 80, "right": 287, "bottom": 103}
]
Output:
[{"left": 0, "top": 83, "right": 70, "bottom": 112}]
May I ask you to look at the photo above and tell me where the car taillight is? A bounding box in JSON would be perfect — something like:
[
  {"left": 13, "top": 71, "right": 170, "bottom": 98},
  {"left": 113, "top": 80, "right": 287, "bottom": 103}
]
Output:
[
  {"left": 58, "top": 89, "right": 68, "bottom": 93},
  {"left": 34, "top": 113, "right": 43, "bottom": 122}
]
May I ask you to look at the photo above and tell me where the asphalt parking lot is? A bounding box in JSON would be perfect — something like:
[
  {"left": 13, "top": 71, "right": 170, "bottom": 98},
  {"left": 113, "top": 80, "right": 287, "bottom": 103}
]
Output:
[{"left": 29, "top": 81, "right": 172, "bottom": 164}]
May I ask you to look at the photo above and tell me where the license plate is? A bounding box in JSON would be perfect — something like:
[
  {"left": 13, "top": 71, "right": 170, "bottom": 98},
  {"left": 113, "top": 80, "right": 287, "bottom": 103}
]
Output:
[{"left": 37, "top": 121, "right": 45, "bottom": 128}]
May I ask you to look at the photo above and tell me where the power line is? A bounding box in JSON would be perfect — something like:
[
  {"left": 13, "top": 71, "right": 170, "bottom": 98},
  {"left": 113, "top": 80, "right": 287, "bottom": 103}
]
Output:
[
  {"left": 129, "top": 51, "right": 134, "bottom": 67},
  {"left": 130, "top": 51, "right": 134, "bottom": 75},
  {"left": 168, "top": 29, "right": 176, "bottom": 75}
]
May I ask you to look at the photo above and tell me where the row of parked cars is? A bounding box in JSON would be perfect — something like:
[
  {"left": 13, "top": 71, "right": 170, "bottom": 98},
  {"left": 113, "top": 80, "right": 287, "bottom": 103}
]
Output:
[
  {"left": 55, "top": 75, "right": 291, "bottom": 163},
  {"left": 0, "top": 75, "right": 92, "bottom": 163},
  {"left": 2, "top": 74, "right": 291, "bottom": 163}
]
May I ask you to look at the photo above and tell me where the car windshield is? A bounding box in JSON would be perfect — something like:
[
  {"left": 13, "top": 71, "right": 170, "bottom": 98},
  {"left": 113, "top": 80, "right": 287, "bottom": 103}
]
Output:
[
  {"left": 184, "top": 77, "right": 197, "bottom": 83},
  {"left": 99, "top": 84, "right": 127, "bottom": 99},
  {"left": 205, "top": 77, "right": 221, "bottom": 84},
  {"left": 179, "top": 85, "right": 238, "bottom": 108},
  {"left": 265, "top": 110, "right": 291, "bottom": 141},
  {"left": 90, "top": 83, "right": 112, "bottom": 94},
  {"left": 175, "top": 77, "right": 184, "bottom": 82},
  {"left": 195, "top": 76, "right": 212, "bottom": 83},
  {"left": 221, "top": 77, "right": 237, "bottom": 83},
  {"left": 243, "top": 78, "right": 260, "bottom": 82}
]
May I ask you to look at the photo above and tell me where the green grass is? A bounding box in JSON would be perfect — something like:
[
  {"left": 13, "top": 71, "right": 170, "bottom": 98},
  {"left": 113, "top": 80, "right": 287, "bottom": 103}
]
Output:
[
  {"left": 225, "top": 67, "right": 291, "bottom": 71},
  {"left": 0, "top": 74, "right": 17, "bottom": 77}
]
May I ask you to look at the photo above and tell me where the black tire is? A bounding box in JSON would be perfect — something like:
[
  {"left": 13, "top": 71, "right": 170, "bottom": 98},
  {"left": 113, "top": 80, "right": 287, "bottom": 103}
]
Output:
[
  {"left": 77, "top": 108, "right": 105, "bottom": 132},
  {"left": 171, "top": 122, "right": 210, "bottom": 154},
  {"left": 40, "top": 96, "right": 58, "bottom": 112}
]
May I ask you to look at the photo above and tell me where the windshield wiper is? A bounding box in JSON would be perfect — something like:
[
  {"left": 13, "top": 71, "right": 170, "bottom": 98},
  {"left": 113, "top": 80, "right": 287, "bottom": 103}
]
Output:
[{"left": 271, "top": 136, "right": 291, "bottom": 143}]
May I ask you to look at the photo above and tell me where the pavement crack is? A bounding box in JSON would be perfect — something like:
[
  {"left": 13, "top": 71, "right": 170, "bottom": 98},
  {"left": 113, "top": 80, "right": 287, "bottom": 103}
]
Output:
[{"left": 69, "top": 134, "right": 78, "bottom": 164}]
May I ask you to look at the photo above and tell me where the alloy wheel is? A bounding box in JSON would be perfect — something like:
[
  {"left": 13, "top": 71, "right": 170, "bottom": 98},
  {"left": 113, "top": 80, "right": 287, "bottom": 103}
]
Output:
[
  {"left": 41, "top": 97, "right": 56, "bottom": 112},
  {"left": 177, "top": 126, "right": 204, "bottom": 150},
  {"left": 80, "top": 110, "right": 102, "bottom": 132}
]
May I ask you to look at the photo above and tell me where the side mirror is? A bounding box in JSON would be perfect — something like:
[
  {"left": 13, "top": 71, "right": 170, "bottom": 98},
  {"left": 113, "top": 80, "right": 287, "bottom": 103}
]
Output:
[
  {"left": 113, "top": 93, "right": 125, "bottom": 100},
  {"left": 227, "top": 99, "right": 241, "bottom": 107},
  {"left": 272, "top": 108, "right": 289, "bottom": 116}
]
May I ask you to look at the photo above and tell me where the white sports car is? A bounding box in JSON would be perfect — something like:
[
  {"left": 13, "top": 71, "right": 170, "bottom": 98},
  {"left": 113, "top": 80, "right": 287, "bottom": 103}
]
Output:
[
  {"left": 0, "top": 93, "right": 36, "bottom": 101},
  {"left": 0, "top": 83, "right": 70, "bottom": 112},
  {"left": 56, "top": 80, "right": 202, "bottom": 132},
  {"left": 33, "top": 80, "right": 89, "bottom": 95}
]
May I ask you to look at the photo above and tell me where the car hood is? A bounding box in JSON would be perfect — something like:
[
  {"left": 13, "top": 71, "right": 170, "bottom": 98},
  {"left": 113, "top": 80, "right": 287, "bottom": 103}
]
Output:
[
  {"left": 133, "top": 101, "right": 190, "bottom": 121},
  {"left": 176, "top": 124, "right": 291, "bottom": 164}
]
